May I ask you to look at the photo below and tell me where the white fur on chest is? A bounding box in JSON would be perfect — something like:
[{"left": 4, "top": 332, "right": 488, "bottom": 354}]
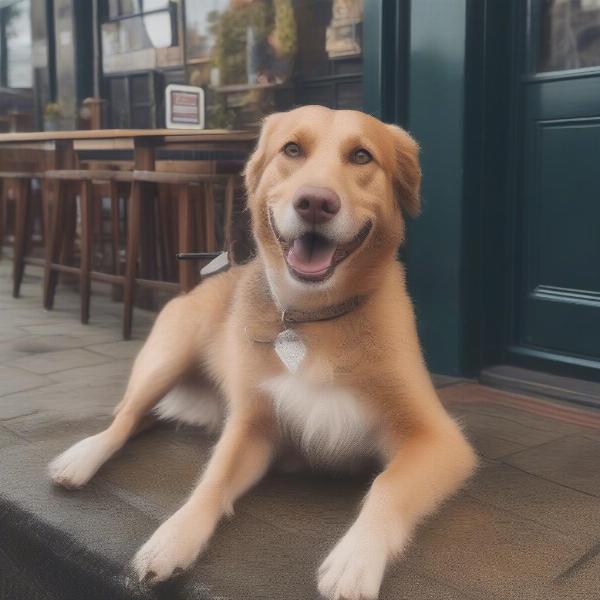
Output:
[{"left": 262, "top": 374, "right": 376, "bottom": 466}]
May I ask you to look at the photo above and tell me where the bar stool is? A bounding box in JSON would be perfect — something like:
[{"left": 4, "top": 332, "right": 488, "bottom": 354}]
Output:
[
  {"left": 0, "top": 171, "right": 45, "bottom": 297},
  {"left": 43, "top": 169, "right": 133, "bottom": 324},
  {"left": 123, "top": 170, "right": 236, "bottom": 339}
]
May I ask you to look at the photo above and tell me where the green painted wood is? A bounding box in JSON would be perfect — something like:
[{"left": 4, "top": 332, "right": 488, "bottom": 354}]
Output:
[
  {"left": 405, "top": 0, "right": 468, "bottom": 375},
  {"left": 510, "top": 1, "right": 600, "bottom": 377},
  {"left": 363, "top": 1, "right": 409, "bottom": 124}
]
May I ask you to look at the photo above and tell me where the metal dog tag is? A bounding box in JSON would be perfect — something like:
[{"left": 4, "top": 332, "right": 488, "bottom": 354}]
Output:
[{"left": 274, "top": 329, "right": 305, "bottom": 373}]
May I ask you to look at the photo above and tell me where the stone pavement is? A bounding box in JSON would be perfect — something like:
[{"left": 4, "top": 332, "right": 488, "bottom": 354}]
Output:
[{"left": 1, "top": 261, "right": 599, "bottom": 600}]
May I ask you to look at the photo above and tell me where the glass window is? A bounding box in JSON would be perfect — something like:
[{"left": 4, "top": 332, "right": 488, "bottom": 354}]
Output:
[
  {"left": 184, "top": 0, "right": 364, "bottom": 129},
  {"left": 185, "top": 0, "right": 229, "bottom": 61},
  {"left": 537, "top": 0, "right": 600, "bottom": 72},
  {"left": 3, "top": 0, "right": 33, "bottom": 88},
  {"left": 102, "top": 0, "right": 177, "bottom": 59}
]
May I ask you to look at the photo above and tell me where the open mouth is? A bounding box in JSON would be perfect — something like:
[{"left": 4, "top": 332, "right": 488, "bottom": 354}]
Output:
[{"left": 269, "top": 214, "right": 372, "bottom": 283}]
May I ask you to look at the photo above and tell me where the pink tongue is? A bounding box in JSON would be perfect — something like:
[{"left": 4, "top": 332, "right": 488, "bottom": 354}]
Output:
[{"left": 287, "top": 235, "right": 336, "bottom": 274}]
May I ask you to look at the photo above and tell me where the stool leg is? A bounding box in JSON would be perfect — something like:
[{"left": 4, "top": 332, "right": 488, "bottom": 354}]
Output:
[
  {"left": 178, "top": 184, "right": 195, "bottom": 293},
  {"left": 110, "top": 181, "right": 122, "bottom": 301},
  {"left": 123, "top": 181, "right": 140, "bottom": 339},
  {"left": 223, "top": 177, "right": 235, "bottom": 253},
  {"left": 157, "top": 184, "right": 177, "bottom": 281},
  {"left": 0, "top": 179, "right": 5, "bottom": 259},
  {"left": 203, "top": 181, "right": 217, "bottom": 252},
  {"left": 43, "top": 180, "right": 67, "bottom": 310},
  {"left": 12, "top": 179, "right": 31, "bottom": 298},
  {"left": 60, "top": 187, "right": 77, "bottom": 271},
  {"left": 80, "top": 180, "right": 93, "bottom": 324},
  {"left": 110, "top": 181, "right": 121, "bottom": 275}
]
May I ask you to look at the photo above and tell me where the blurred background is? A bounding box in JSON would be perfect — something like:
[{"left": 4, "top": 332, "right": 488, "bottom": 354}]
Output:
[
  {"left": 1, "top": 3, "right": 599, "bottom": 599},
  {"left": 0, "top": 0, "right": 599, "bottom": 387}
]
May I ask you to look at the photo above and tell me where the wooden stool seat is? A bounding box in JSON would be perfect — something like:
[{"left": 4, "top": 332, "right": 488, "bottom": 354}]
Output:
[
  {"left": 45, "top": 169, "right": 133, "bottom": 182},
  {"left": 0, "top": 171, "right": 45, "bottom": 179},
  {"left": 122, "top": 172, "right": 237, "bottom": 339},
  {"left": 41, "top": 165, "right": 239, "bottom": 340},
  {"left": 43, "top": 169, "right": 133, "bottom": 324},
  {"left": 132, "top": 170, "right": 230, "bottom": 185}
]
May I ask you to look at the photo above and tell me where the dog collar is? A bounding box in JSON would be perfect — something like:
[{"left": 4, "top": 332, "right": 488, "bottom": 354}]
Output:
[{"left": 279, "top": 294, "right": 366, "bottom": 325}]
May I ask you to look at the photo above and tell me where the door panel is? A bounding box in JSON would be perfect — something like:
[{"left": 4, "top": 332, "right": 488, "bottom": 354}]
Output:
[{"left": 512, "top": 0, "right": 600, "bottom": 373}]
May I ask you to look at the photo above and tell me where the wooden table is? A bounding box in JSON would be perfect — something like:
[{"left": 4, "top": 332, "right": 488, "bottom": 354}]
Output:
[
  {"left": 0, "top": 128, "right": 257, "bottom": 169},
  {"left": 0, "top": 129, "right": 257, "bottom": 336}
]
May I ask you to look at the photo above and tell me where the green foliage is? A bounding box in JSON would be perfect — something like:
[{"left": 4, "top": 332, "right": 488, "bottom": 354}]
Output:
[
  {"left": 273, "top": 0, "right": 297, "bottom": 57},
  {"left": 212, "top": 2, "right": 272, "bottom": 85}
]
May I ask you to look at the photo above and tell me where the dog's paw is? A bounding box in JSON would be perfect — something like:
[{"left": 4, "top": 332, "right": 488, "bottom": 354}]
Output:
[
  {"left": 48, "top": 432, "right": 115, "bottom": 489},
  {"left": 132, "top": 508, "right": 214, "bottom": 584},
  {"left": 317, "top": 523, "right": 390, "bottom": 600}
]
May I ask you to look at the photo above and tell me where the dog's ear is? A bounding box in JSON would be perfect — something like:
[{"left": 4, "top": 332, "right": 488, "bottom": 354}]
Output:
[
  {"left": 385, "top": 124, "right": 421, "bottom": 218},
  {"left": 244, "top": 113, "right": 282, "bottom": 197}
]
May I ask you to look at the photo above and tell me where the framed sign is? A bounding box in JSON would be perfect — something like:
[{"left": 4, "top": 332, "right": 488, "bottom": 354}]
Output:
[{"left": 165, "top": 84, "right": 205, "bottom": 129}]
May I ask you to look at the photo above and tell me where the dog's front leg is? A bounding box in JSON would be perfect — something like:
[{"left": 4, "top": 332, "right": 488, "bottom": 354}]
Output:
[
  {"left": 133, "top": 409, "right": 275, "bottom": 584},
  {"left": 318, "top": 419, "right": 477, "bottom": 600}
]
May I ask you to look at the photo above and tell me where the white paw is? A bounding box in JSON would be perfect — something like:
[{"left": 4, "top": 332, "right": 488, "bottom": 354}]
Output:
[
  {"left": 49, "top": 432, "right": 116, "bottom": 489},
  {"left": 132, "top": 507, "right": 215, "bottom": 584},
  {"left": 318, "top": 522, "right": 391, "bottom": 600}
]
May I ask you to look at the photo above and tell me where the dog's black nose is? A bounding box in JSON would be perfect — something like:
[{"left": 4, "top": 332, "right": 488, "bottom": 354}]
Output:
[{"left": 293, "top": 186, "right": 341, "bottom": 224}]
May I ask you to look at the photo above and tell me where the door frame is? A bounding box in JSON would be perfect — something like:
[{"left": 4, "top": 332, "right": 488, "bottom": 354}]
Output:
[
  {"left": 480, "top": 0, "right": 600, "bottom": 382},
  {"left": 362, "top": 0, "right": 411, "bottom": 124}
]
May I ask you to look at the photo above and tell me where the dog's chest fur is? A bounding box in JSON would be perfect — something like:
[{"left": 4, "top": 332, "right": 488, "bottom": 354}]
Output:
[{"left": 262, "top": 371, "right": 376, "bottom": 467}]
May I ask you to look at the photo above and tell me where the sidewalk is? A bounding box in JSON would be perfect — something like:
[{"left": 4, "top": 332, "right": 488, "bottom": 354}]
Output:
[{"left": 0, "top": 261, "right": 599, "bottom": 600}]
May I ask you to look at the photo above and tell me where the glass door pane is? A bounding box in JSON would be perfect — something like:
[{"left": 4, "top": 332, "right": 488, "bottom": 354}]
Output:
[{"left": 537, "top": 0, "right": 600, "bottom": 72}]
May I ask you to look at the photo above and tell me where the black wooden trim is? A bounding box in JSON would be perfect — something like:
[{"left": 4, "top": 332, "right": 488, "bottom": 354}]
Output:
[{"left": 363, "top": 0, "right": 409, "bottom": 123}]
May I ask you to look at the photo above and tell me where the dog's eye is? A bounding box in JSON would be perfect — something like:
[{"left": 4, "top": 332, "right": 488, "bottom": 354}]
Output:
[
  {"left": 282, "top": 142, "right": 302, "bottom": 158},
  {"left": 350, "top": 148, "right": 373, "bottom": 165}
]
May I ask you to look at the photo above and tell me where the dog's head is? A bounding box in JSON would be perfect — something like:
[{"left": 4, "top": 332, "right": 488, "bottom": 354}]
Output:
[{"left": 244, "top": 106, "right": 421, "bottom": 307}]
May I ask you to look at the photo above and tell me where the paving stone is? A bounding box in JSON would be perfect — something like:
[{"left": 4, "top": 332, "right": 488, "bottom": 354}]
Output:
[
  {"left": 0, "top": 340, "right": 30, "bottom": 363},
  {"left": 21, "top": 321, "right": 122, "bottom": 339},
  {"left": 551, "top": 546, "right": 600, "bottom": 600},
  {"left": 0, "top": 326, "right": 28, "bottom": 343},
  {"left": 47, "top": 360, "right": 132, "bottom": 386},
  {"left": 1, "top": 263, "right": 600, "bottom": 599},
  {"left": 8, "top": 348, "right": 112, "bottom": 375},
  {"left": 2, "top": 409, "right": 114, "bottom": 446},
  {"left": 466, "top": 461, "right": 600, "bottom": 542},
  {"left": 465, "top": 429, "right": 529, "bottom": 459},
  {"left": 457, "top": 411, "right": 567, "bottom": 447},
  {"left": 11, "top": 332, "right": 120, "bottom": 352},
  {"left": 457, "top": 401, "right": 594, "bottom": 437},
  {"left": 399, "top": 494, "right": 589, "bottom": 600},
  {"left": 86, "top": 340, "right": 144, "bottom": 359},
  {"left": 0, "top": 365, "right": 52, "bottom": 397},
  {"left": 504, "top": 435, "right": 600, "bottom": 497},
  {"left": 0, "top": 381, "right": 123, "bottom": 424},
  {"left": 0, "top": 425, "right": 25, "bottom": 449}
]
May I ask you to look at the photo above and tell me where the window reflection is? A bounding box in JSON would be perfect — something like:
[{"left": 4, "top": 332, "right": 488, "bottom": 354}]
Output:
[
  {"left": 102, "top": 1, "right": 177, "bottom": 59},
  {"left": 185, "top": 0, "right": 363, "bottom": 129},
  {"left": 4, "top": 0, "right": 33, "bottom": 88},
  {"left": 185, "top": 1, "right": 229, "bottom": 61},
  {"left": 537, "top": 0, "right": 600, "bottom": 72}
]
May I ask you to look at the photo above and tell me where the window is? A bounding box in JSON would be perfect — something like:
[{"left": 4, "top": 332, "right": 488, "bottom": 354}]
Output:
[
  {"left": 185, "top": 0, "right": 229, "bottom": 62},
  {"left": 184, "top": 0, "right": 364, "bottom": 129},
  {"left": 537, "top": 0, "right": 600, "bottom": 72},
  {"left": 0, "top": 0, "right": 32, "bottom": 88},
  {"left": 102, "top": 0, "right": 178, "bottom": 63}
]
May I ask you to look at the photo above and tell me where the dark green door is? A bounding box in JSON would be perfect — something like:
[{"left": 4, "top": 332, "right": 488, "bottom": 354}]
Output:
[{"left": 511, "top": 0, "right": 600, "bottom": 377}]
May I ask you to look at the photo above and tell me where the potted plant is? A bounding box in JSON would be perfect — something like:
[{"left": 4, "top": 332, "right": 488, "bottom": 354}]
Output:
[{"left": 44, "top": 103, "right": 62, "bottom": 131}]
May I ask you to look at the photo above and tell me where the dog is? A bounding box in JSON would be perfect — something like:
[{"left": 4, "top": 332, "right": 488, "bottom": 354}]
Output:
[{"left": 48, "top": 105, "right": 477, "bottom": 600}]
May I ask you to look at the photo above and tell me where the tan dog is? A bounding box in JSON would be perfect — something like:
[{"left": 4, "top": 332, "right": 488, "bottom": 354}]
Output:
[{"left": 49, "top": 106, "right": 477, "bottom": 600}]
